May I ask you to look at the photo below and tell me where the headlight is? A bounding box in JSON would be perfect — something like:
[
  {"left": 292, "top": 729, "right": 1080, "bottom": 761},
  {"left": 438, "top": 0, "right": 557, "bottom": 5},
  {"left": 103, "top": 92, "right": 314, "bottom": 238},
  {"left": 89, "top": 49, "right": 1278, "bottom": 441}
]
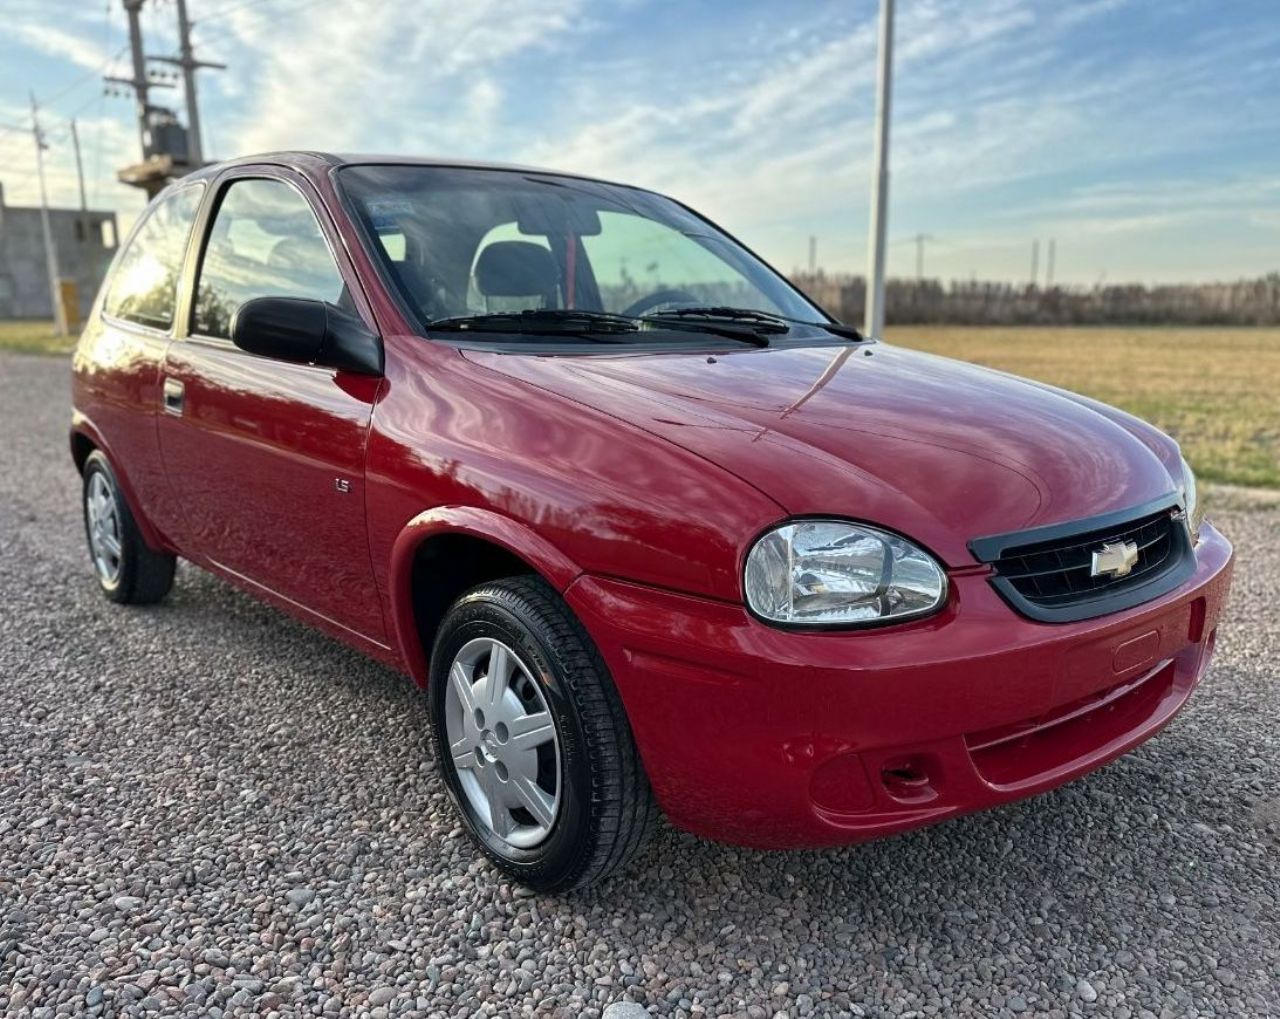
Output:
[
  {"left": 744, "top": 520, "right": 947, "bottom": 627},
  {"left": 1179, "top": 455, "right": 1203, "bottom": 542}
]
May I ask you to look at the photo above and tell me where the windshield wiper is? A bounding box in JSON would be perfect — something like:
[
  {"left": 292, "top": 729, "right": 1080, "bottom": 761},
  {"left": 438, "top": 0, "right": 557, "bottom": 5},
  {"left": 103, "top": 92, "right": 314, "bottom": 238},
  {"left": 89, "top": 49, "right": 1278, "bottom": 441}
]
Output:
[
  {"left": 639, "top": 316, "right": 772, "bottom": 347},
  {"left": 648, "top": 306, "right": 865, "bottom": 342},
  {"left": 425, "top": 309, "right": 640, "bottom": 337},
  {"left": 811, "top": 321, "right": 863, "bottom": 340},
  {"left": 428, "top": 308, "right": 773, "bottom": 347},
  {"left": 643, "top": 306, "right": 792, "bottom": 334}
]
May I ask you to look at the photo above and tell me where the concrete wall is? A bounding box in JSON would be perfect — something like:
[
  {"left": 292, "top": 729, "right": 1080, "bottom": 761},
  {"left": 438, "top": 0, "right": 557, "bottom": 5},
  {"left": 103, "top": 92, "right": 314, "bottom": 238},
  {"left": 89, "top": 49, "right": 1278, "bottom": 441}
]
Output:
[{"left": 0, "top": 182, "right": 119, "bottom": 320}]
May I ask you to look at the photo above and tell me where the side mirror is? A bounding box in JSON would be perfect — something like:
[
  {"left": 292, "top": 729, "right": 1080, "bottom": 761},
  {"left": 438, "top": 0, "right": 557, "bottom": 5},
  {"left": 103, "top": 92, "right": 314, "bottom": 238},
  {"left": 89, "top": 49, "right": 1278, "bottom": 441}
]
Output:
[{"left": 231, "top": 297, "right": 384, "bottom": 376}]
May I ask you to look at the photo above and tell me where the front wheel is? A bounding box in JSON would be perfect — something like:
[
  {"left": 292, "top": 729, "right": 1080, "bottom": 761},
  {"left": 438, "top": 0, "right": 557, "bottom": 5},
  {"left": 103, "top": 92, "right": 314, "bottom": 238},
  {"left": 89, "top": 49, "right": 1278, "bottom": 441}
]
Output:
[
  {"left": 82, "top": 450, "right": 175, "bottom": 605},
  {"left": 429, "top": 576, "right": 655, "bottom": 891}
]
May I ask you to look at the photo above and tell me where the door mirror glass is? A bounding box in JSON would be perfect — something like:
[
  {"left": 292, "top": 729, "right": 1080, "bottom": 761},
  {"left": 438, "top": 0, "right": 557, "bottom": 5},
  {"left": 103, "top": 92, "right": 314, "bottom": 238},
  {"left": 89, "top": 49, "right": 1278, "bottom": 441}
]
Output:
[{"left": 231, "top": 297, "right": 383, "bottom": 375}]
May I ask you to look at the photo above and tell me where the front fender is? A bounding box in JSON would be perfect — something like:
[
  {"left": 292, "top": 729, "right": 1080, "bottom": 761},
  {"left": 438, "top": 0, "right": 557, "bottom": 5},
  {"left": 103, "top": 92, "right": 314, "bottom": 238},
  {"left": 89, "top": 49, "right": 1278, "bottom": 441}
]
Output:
[{"left": 388, "top": 505, "right": 584, "bottom": 685}]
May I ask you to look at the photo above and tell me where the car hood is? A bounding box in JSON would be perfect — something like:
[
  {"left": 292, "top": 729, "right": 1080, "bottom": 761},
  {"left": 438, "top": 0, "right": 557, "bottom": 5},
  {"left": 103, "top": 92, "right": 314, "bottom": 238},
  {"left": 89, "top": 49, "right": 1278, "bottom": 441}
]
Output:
[{"left": 462, "top": 341, "right": 1181, "bottom": 566}]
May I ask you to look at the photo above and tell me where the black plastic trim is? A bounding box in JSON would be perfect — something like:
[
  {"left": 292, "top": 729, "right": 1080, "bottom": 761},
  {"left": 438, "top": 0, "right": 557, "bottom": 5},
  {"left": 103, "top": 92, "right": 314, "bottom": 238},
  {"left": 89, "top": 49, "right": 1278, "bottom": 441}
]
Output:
[
  {"left": 969, "top": 492, "right": 1181, "bottom": 562},
  {"left": 969, "top": 493, "right": 1196, "bottom": 623}
]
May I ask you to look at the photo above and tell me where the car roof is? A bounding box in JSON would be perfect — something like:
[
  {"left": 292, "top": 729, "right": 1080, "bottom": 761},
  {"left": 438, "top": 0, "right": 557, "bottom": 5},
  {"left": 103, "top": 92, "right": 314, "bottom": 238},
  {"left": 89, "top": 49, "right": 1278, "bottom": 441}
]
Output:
[{"left": 184, "top": 151, "right": 629, "bottom": 190}]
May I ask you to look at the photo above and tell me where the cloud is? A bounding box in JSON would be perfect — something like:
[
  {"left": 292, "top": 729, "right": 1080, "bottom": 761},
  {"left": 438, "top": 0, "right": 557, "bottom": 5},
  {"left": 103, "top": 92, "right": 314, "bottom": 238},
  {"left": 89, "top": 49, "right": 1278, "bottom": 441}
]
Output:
[
  {"left": 13, "top": 23, "right": 106, "bottom": 72},
  {"left": 4, "top": 0, "right": 1276, "bottom": 283},
  {"left": 214, "top": 0, "right": 588, "bottom": 157}
]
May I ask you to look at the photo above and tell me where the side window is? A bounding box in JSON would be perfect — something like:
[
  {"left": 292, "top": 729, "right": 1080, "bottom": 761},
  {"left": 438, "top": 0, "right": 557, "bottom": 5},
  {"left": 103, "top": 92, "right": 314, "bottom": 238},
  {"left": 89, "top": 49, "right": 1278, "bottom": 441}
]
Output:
[
  {"left": 192, "top": 178, "right": 345, "bottom": 339},
  {"left": 103, "top": 185, "right": 202, "bottom": 330}
]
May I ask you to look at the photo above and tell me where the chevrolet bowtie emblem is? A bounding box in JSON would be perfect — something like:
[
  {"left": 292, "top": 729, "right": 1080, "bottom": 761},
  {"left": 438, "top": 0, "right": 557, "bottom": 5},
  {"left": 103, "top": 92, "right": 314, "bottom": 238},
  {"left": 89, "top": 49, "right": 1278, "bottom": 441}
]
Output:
[{"left": 1090, "top": 540, "right": 1139, "bottom": 578}]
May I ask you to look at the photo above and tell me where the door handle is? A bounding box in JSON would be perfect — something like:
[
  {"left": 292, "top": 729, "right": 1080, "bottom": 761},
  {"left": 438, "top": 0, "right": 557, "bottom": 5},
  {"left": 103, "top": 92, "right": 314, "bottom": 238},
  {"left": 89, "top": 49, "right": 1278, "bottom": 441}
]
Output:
[{"left": 162, "top": 377, "right": 185, "bottom": 416}]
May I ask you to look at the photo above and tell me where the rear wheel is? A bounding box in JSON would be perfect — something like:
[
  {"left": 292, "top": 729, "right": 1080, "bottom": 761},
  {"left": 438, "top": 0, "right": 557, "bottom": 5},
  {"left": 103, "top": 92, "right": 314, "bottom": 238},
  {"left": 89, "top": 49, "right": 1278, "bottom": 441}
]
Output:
[
  {"left": 82, "top": 450, "right": 175, "bottom": 605},
  {"left": 429, "top": 576, "right": 655, "bottom": 891}
]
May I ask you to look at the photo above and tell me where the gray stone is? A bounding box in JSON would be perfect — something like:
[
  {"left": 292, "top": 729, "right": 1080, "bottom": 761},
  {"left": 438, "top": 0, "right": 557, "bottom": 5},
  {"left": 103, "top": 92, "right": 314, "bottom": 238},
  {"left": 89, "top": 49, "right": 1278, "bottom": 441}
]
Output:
[{"left": 602, "top": 1004, "right": 649, "bottom": 1019}]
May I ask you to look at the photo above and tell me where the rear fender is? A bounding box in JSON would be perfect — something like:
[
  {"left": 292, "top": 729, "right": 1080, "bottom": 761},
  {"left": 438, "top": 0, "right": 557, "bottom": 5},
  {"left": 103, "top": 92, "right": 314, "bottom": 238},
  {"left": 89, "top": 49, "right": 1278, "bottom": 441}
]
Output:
[{"left": 69, "top": 411, "right": 173, "bottom": 554}]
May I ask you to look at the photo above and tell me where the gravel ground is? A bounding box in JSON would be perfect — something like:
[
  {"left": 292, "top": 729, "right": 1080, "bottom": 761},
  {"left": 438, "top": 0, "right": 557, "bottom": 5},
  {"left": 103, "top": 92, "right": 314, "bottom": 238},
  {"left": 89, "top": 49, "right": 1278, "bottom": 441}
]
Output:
[{"left": 1, "top": 349, "right": 1277, "bottom": 1019}]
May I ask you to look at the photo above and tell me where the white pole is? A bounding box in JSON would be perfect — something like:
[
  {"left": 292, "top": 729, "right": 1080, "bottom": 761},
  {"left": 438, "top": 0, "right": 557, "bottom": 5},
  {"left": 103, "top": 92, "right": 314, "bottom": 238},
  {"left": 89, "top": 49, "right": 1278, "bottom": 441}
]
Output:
[
  {"left": 864, "top": 0, "right": 894, "bottom": 338},
  {"left": 70, "top": 118, "right": 88, "bottom": 211},
  {"left": 30, "top": 92, "right": 68, "bottom": 337}
]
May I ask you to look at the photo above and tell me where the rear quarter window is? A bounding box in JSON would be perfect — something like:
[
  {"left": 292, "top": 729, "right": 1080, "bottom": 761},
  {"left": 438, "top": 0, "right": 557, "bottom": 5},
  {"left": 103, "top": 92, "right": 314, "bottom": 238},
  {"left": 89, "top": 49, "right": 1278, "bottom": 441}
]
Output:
[{"left": 103, "top": 185, "right": 203, "bottom": 330}]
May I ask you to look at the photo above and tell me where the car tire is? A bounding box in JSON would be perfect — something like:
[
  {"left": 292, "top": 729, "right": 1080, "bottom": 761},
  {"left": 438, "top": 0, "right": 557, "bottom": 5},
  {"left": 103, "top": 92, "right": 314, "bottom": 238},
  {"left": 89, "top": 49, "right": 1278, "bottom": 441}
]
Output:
[
  {"left": 429, "top": 575, "right": 655, "bottom": 891},
  {"left": 82, "top": 450, "right": 176, "bottom": 605}
]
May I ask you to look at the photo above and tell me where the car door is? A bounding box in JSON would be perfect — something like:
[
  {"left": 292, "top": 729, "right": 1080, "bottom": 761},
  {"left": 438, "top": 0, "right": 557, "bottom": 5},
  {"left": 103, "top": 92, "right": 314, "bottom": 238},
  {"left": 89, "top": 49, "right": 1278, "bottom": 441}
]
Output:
[{"left": 157, "top": 168, "right": 387, "bottom": 643}]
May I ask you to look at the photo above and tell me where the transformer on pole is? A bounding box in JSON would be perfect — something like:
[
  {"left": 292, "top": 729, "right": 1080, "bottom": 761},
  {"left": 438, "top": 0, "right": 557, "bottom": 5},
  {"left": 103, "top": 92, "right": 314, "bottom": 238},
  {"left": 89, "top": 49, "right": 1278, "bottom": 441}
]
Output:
[{"left": 109, "top": 0, "right": 222, "bottom": 196}]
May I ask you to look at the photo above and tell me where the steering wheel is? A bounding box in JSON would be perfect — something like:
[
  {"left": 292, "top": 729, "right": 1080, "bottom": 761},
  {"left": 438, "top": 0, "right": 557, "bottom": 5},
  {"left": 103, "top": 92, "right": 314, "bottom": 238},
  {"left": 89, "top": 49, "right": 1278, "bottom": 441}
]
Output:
[{"left": 620, "top": 288, "right": 701, "bottom": 318}]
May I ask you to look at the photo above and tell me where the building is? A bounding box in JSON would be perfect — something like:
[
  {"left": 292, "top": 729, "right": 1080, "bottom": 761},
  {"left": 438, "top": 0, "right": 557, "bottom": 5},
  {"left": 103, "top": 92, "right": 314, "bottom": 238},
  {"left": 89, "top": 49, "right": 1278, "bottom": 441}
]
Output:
[{"left": 0, "top": 181, "right": 119, "bottom": 320}]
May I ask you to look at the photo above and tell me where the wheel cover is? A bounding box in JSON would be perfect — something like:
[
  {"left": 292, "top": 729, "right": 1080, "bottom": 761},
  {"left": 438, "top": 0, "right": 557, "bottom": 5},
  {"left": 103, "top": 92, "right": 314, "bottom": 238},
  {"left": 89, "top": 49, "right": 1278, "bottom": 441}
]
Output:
[
  {"left": 443, "top": 637, "right": 562, "bottom": 851},
  {"left": 86, "top": 471, "right": 123, "bottom": 585}
]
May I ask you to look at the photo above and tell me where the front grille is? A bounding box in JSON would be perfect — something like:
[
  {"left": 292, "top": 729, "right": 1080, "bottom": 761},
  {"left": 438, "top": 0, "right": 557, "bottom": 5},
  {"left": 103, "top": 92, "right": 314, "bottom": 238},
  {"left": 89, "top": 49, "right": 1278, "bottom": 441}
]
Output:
[
  {"left": 970, "top": 495, "right": 1195, "bottom": 623},
  {"left": 999, "top": 510, "right": 1174, "bottom": 603}
]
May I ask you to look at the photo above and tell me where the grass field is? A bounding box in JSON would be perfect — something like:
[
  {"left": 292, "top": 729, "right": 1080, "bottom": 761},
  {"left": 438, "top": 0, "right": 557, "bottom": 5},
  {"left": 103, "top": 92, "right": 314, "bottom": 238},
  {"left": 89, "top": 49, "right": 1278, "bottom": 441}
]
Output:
[
  {"left": 886, "top": 326, "right": 1280, "bottom": 489},
  {"left": 0, "top": 320, "right": 78, "bottom": 356},
  {"left": 3, "top": 319, "right": 1275, "bottom": 488}
]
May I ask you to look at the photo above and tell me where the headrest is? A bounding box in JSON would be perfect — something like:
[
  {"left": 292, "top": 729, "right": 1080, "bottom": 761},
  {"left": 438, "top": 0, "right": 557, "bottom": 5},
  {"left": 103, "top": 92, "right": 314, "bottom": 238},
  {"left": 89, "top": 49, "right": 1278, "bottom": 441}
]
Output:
[
  {"left": 474, "top": 241, "right": 558, "bottom": 298},
  {"left": 268, "top": 237, "right": 327, "bottom": 271}
]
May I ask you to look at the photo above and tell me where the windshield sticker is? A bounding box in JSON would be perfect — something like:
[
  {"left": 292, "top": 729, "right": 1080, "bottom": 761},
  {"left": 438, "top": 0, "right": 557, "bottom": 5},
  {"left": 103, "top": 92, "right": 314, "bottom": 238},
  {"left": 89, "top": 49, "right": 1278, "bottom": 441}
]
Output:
[{"left": 365, "top": 198, "right": 414, "bottom": 230}]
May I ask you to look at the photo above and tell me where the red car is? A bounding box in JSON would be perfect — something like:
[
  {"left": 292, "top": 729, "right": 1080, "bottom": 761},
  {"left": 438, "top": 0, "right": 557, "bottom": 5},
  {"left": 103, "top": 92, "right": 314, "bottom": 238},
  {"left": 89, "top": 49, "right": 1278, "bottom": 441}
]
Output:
[{"left": 72, "top": 153, "right": 1233, "bottom": 890}]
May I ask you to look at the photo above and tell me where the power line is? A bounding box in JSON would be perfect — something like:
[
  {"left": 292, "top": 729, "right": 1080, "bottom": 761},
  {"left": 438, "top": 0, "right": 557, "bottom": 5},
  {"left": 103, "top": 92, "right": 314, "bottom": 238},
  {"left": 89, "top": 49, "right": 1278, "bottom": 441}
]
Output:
[
  {"left": 0, "top": 43, "right": 128, "bottom": 142},
  {"left": 197, "top": 0, "right": 283, "bottom": 23},
  {"left": 44, "top": 44, "right": 132, "bottom": 111},
  {"left": 191, "top": 0, "right": 336, "bottom": 47}
]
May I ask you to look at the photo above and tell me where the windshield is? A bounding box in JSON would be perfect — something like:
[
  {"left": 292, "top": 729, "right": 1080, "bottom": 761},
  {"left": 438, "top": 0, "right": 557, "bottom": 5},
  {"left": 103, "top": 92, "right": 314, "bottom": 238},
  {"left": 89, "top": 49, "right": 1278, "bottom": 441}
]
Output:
[{"left": 337, "top": 165, "right": 826, "bottom": 332}]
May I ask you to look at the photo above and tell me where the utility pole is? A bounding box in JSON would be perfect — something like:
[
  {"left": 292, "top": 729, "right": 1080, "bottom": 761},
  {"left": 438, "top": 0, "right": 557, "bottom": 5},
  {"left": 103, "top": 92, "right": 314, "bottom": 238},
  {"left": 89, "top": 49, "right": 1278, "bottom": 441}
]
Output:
[
  {"left": 864, "top": 0, "right": 894, "bottom": 338},
  {"left": 1046, "top": 238, "right": 1056, "bottom": 288},
  {"left": 1029, "top": 238, "right": 1040, "bottom": 288},
  {"left": 808, "top": 235, "right": 817, "bottom": 275},
  {"left": 150, "top": 0, "right": 225, "bottom": 166},
  {"left": 113, "top": 0, "right": 154, "bottom": 159},
  {"left": 29, "top": 93, "right": 67, "bottom": 337},
  {"left": 70, "top": 118, "right": 88, "bottom": 211},
  {"left": 912, "top": 232, "right": 935, "bottom": 281},
  {"left": 107, "top": 0, "right": 215, "bottom": 194}
]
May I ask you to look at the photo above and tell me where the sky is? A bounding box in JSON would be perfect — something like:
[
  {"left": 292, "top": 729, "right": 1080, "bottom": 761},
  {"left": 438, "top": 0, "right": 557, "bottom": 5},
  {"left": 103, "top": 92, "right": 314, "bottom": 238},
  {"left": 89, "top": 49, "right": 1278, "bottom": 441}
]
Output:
[{"left": 1, "top": 0, "right": 1277, "bottom": 286}]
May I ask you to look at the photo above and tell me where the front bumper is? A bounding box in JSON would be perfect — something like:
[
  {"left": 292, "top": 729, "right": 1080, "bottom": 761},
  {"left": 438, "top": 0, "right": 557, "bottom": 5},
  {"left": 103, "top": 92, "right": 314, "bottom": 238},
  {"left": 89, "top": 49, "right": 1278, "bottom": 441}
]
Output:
[{"left": 565, "top": 523, "right": 1234, "bottom": 848}]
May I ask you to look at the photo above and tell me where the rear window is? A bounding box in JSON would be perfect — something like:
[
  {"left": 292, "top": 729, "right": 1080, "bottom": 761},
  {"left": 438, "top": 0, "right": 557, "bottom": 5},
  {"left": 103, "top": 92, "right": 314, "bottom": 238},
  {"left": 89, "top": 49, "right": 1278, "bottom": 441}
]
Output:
[{"left": 104, "top": 185, "right": 202, "bottom": 330}]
